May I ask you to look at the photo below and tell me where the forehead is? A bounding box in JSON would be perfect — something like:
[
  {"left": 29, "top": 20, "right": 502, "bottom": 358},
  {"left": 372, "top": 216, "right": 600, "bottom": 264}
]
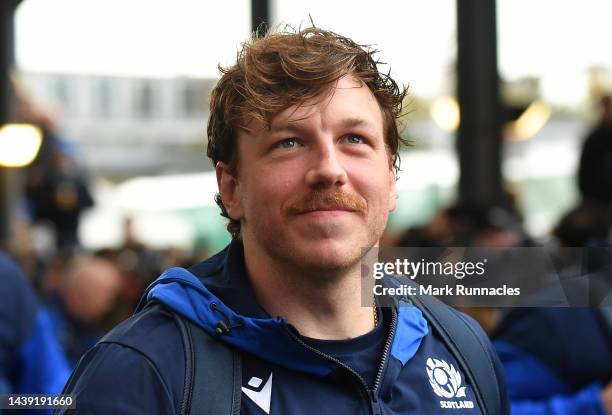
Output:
[
  {"left": 270, "top": 75, "right": 383, "bottom": 131},
  {"left": 238, "top": 74, "right": 384, "bottom": 136}
]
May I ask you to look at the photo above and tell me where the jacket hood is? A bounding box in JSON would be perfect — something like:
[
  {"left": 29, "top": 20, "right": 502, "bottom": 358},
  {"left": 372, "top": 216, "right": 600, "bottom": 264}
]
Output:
[{"left": 136, "top": 240, "right": 428, "bottom": 377}]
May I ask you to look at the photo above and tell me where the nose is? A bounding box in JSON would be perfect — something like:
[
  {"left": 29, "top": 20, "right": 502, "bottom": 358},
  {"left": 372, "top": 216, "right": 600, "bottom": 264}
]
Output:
[{"left": 304, "top": 139, "right": 348, "bottom": 189}]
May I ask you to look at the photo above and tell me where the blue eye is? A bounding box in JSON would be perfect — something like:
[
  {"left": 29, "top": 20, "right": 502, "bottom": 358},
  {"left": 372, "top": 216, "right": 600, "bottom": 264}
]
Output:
[
  {"left": 276, "top": 138, "right": 300, "bottom": 149},
  {"left": 345, "top": 134, "right": 365, "bottom": 144}
]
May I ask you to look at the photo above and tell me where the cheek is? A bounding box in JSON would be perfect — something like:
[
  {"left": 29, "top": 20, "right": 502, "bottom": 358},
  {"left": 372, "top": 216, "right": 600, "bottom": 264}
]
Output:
[
  {"left": 389, "top": 193, "right": 397, "bottom": 212},
  {"left": 241, "top": 171, "right": 297, "bottom": 220},
  {"left": 348, "top": 163, "right": 394, "bottom": 207}
]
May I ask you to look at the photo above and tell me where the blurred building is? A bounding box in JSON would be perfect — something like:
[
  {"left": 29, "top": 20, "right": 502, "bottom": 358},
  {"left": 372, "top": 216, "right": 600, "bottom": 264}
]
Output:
[
  {"left": 16, "top": 71, "right": 603, "bottom": 245},
  {"left": 20, "top": 72, "right": 216, "bottom": 177},
  {"left": 588, "top": 66, "right": 612, "bottom": 104},
  {"left": 502, "top": 77, "right": 540, "bottom": 106}
]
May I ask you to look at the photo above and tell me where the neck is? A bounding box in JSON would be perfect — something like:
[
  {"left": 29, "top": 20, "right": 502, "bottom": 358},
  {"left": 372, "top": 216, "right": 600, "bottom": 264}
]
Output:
[{"left": 242, "top": 240, "right": 376, "bottom": 340}]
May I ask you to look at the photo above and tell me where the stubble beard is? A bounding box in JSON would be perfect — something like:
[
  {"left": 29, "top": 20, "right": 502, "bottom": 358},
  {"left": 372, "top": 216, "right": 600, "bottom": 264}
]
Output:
[{"left": 245, "top": 212, "right": 387, "bottom": 285}]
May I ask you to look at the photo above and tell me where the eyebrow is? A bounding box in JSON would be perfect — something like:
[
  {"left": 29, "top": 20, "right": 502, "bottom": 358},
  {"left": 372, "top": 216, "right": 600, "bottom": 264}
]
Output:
[
  {"left": 269, "top": 117, "right": 376, "bottom": 134},
  {"left": 338, "top": 117, "right": 373, "bottom": 129}
]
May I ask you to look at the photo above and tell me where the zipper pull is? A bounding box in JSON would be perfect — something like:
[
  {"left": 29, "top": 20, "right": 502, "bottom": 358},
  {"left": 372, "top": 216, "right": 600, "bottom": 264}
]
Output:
[{"left": 370, "top": 391, "right": 382, "bottom": 415}]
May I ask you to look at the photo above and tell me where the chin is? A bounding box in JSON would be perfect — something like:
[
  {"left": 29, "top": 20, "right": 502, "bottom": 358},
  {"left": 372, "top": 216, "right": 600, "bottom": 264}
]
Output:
[
  {"left": 249, "top": 225, "right": 380, "bottom": 276},
  {"left": 289, "top": 238, "right": 367, "bottom": 272}
]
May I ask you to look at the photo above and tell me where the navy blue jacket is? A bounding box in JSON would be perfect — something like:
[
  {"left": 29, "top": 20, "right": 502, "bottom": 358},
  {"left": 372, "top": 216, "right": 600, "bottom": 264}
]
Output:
[
  {"left": 493, "top": 308, "right": 612, "bottom": 415},
  {"left": 58, "top": 241, "right": 506, "bottom": 414}
]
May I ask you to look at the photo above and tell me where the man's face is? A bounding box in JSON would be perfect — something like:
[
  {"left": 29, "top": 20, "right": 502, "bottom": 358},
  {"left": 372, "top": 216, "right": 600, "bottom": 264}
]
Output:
[{"left": 217, "top": 74, "right": 396, "bottom": 275}]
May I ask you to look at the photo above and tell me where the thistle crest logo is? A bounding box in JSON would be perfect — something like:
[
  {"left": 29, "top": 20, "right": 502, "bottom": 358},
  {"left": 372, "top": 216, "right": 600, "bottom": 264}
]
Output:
[{"left": 426, "top": 358, "right": 467, "bottom": 399}]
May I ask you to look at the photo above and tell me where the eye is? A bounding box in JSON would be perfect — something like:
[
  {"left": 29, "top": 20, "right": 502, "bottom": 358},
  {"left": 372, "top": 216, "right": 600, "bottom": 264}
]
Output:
[
  {"left": 344, "top": 134, "right": 366, "bottom": 144},
  {"left": 275, "top": 138, "right": 302, "bottom": 149}
]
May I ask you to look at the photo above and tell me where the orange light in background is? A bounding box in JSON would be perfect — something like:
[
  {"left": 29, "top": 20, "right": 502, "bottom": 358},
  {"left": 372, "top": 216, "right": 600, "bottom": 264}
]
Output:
[
  {"left": 0, "top": 124, "right": 43, "bottom": 167},
  {"left": 508, "top": 100, "right": 552, "bottom": 141},
  {"left": 431, "top": 96, "right": 460, "bottom": 132}
]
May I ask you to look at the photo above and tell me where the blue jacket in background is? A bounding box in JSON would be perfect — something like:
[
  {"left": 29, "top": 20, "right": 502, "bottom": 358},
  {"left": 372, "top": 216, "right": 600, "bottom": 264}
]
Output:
[
  {"left": 57, "top": 240, "right": 507, "bottom": 414},
  {"left": 0, "top": 252, "right": 71, "bottom": 414},
  {"left": 493, "top": 307, "right": 612, "bottom": 415}
]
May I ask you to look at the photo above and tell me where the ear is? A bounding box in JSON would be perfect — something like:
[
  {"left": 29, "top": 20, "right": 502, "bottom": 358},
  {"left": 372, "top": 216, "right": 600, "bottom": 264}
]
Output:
[
  {"left": 388, "top": 166, "right": 397, "bottom": 213},
  {"left": 216, "top": 162, "right": 244, "bottom": 220}
]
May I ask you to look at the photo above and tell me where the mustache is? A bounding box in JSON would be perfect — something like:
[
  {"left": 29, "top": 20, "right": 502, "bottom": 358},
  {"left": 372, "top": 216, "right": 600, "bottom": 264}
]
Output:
[{"left": 286, "top": 191, "right": 367, "bottom": 215}]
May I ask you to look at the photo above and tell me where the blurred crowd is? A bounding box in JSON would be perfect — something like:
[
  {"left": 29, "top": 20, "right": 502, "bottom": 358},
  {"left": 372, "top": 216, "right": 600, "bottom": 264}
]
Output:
[
  {"left": 384, "top": 95, "right": 612, "bottom": 414},
  {"left": 0, "top": 80, "right": 209, "bottom": 412},
  {"left": 1, "top": 92, "right": 611, "bottom": 414}
]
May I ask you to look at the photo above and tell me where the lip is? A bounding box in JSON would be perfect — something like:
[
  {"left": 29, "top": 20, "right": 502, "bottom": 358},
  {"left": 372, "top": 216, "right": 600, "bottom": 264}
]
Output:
[
  {"left": 298, "top": 208, "right": 354, "bottom": 217},
  {"left": 308, "top": 207, "right": 354, "bottom": 212}
]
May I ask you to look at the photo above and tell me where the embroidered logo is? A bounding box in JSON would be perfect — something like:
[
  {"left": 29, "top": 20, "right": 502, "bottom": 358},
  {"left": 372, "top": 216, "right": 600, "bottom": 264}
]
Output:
[
  {"left": 426, "top": 358, "right": 474, "bottom": 409},
  {"left": 242, "top": 373, "right": 273, "bottom": 414},
  {"left": 426, "top": 358, "right": 466, "bottom": 398}
]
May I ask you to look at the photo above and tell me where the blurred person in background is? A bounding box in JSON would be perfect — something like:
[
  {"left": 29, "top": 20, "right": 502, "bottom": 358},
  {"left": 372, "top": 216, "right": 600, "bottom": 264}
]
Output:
[
  {"left": 554, "top": 201, "right": 612, "bottom": 248},
  {"left": 79, "top": 218, "right": 164, "bottom": 319},
  {"left": 0, "top": 251, "right": 70, "bottom": 408},
  {"left": 492, "top": 304, "right": 612, "bottom": 414},
  {"left": 12, "top": 76, "right": 94, "bottom": 253},
  {"left": 395, "top": 200, "right": 530, "bottom": 335},
  {"left": 395, "top": 198, "right": 532, "bottom": 249},
  {"left": 491, "top": 203, "right": 612, "bottom": 414},
  {"left": 578, "top": 95, "right": 612, "bottom": 207},
  {"left": 114, "top": 217, "right": 162, "bottom": 301},
  {"left": 559, "top": 92, "right": 612, "bottom": 249},
  {"left": 25, "top": 140, "right": 94, "bottom": 251},
  {"left": 45, "top": 255, "right": 123, "bottom": 367},
  {"left": 397, "top": 199, "right": 612, "bottom": 414}
]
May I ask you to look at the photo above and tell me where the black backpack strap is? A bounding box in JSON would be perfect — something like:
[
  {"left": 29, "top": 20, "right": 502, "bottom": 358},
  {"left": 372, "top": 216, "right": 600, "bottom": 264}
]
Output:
[
  {"left": 174, "top": 313, "right": 242, "bottom": 415},
  {"left": 409, "top": 293, "right": 507, "bottom": 415}
]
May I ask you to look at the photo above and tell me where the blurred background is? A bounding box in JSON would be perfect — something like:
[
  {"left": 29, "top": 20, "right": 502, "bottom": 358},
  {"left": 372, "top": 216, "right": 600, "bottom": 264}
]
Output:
[
  {"left": 1, "top": 0, "right": 612, "bottom": 413},
  {"left": 6, "top": 0, "right": 612, "bottom": 253}
]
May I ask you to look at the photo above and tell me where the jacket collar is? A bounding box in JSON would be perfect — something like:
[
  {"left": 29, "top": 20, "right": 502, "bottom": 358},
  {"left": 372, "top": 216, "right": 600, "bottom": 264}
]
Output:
[
  {"left": 188, "top": 239, "right": 271, "bottom": 319},
  {"left": 137, "top": 239, "right": 427, "bottom": 375}
]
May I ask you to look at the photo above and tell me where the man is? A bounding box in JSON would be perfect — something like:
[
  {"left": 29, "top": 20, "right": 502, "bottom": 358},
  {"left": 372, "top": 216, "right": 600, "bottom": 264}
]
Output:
[{"left": 56, "top": 27, "right": 507, "bottom": 414}]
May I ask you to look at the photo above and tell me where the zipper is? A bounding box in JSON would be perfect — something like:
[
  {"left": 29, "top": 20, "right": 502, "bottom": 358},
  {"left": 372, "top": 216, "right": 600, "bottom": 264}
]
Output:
[
  {"left": 372, "top": 306, "right": 397, "bottom": 391},
  {"left": 286, "top": 306, "right": 398, "bottom": 415}
]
